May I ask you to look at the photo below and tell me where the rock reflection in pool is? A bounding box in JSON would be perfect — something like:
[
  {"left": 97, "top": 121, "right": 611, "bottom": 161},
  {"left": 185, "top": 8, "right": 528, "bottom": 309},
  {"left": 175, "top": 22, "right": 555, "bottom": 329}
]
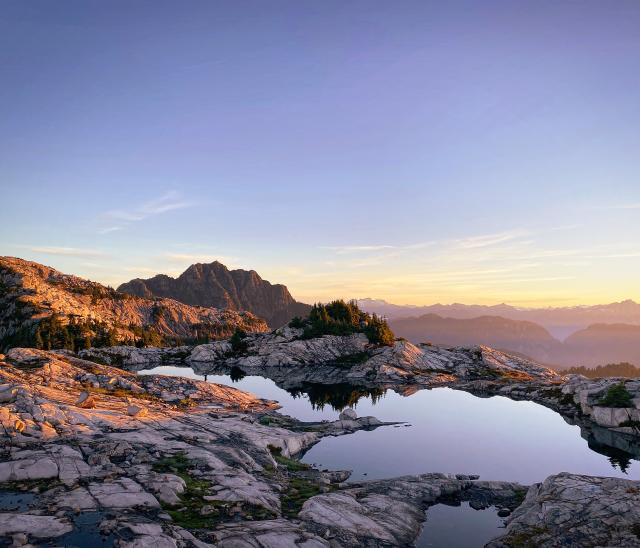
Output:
[
  {"left": 138, "top": 366, "right": 640, "bottom": 483},
  {"left": 417, "top": 502, "right": 503, "bottom": 547}
]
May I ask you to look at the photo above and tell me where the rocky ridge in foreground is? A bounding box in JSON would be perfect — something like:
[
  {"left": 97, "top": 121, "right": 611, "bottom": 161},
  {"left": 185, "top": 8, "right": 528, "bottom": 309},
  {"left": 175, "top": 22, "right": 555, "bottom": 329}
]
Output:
[
  {"left": 2, "top": 348, "right": 640, "bottom": 546},
  {"left": 0, "top": 348, "right": 522, "bottom": 547}
]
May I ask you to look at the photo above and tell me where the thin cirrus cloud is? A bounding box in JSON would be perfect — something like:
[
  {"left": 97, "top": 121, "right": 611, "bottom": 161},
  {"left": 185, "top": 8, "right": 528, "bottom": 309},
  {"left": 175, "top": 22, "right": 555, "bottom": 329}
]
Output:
[
  {"left": 454, "top": 229, "right": 531, "bottom": 250},
  {"left": 25, "top": 246, "right": 105, "bottom": 258},
  {"left": 99, "top": 191, "right": 194, "bottom": 234},
  {"left": 322, "top": 241, "right": 437, "bottom": 255}
]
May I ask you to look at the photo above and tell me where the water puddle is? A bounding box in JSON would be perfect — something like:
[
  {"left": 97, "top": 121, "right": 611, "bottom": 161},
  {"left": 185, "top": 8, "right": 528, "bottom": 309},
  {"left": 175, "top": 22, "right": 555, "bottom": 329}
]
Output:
[
  {"left": 417, "top": 502, "right": 504, "bottom": 547},
  {"left": 0, "top": 490, "right": 36, "bottom": 512}
]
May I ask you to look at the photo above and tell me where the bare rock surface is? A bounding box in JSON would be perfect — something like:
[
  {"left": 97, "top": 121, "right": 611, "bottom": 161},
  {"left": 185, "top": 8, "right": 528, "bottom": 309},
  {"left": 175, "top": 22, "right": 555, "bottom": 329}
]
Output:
[
  {"left": 0, "top": 349, "right": 397, "bottom": 546},
  {"left": 488, "top": 473, "right": 640, "bottom": 547},
  {"left": 2, "top": 347, "right": 640, "bottom": 546}
]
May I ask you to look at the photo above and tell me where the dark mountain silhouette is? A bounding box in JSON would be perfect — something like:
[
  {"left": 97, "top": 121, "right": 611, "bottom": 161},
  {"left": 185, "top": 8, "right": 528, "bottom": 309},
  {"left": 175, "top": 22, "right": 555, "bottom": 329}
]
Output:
[{"left": 118, "top": 262, "right": 311, "bottom": 328}]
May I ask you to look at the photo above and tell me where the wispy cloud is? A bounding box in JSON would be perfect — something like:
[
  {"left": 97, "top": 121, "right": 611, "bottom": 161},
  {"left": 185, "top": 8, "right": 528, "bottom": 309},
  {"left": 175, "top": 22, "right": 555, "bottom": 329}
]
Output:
[
  {"left": 321, "top": 245, "right": 395, "bottom": 255},
  {"left": 455, "top": 229, "right": 531, "bottom": 249},
  {"left": 100, "top": 191, "right": 194, "bottom": 233},
  {"left": 98, "top": 226, "right": 124, "bottom": 235},
  {"left": 26, "top": 246, "right": 105, "bottom": 258},
  {"left": 322, "top": 241, "right": 437, "bottom": 255}
]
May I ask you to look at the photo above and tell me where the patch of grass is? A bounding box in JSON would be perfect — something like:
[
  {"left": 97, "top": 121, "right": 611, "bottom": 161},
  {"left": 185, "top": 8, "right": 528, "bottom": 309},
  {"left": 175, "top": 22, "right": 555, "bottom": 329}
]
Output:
[
  {"left": 512, "top": 487, "right": 528, "bottom": 507},
  {"left": 599, "top": 382, "right": 634, "bottom": 408},
  {"left": 504, "top": 526, "right": 549, "bottom": 547},
  {"left": 152, "top": 452, "right": 275, "bottom": 529},
  {"left": 281, "top": 476, "right": 323, "bottom": 518},
  {"left": 544, "top": 387, "right": 580, "bottom": 408},
  {"left": 268, "top": 445, "right": 310, "bottom": 472},
  {"left": 86, "top": 385, "right": 158, "bottom": 402}
]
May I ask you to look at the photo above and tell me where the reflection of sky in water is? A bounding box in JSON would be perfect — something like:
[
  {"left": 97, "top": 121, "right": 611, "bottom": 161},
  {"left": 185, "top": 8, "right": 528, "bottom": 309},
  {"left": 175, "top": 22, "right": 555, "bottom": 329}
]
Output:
[
  {"left": 138, "top": 366, "right": 640, "bottom": 484},
  {"left": 417, "top": 503, "right": 504, "bottom": 548}
]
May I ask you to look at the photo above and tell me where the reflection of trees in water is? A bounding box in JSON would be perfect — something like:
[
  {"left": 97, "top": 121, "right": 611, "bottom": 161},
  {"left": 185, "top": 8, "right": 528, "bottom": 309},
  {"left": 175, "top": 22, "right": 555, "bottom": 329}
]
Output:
[
  {"left": 229, "top": 366, "right": 246, "bottom": 382},
  {"left": 587, "top": 439, "right": 634, "bottom": 473},
  {"left": 286, "top": 383, "right": 387, "bottom": 411}
]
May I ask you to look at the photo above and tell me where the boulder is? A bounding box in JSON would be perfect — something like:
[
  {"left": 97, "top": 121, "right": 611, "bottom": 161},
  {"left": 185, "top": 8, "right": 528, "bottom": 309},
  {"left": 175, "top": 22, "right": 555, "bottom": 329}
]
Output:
[
  {"left": 339, "top": 408, "right": 357, "bottom": 421},
  {"left": 76, "top": 391, "right": 97, "bottom": 409},
  {"left": 0, "top": 385, "right": 17, "bottom": 403},
  {"left": 127, "top": 404, "right": 149, "bottom": 418}
]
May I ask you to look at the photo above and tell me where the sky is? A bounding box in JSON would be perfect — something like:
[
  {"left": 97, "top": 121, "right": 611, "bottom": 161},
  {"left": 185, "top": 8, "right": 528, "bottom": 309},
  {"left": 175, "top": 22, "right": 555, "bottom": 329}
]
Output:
[{"left": 1, "top": 1, "right": 639, "bottom": 307}]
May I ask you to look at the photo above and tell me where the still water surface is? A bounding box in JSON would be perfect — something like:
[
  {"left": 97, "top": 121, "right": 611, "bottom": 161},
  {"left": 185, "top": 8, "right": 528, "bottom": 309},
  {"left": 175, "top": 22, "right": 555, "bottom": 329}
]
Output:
[
  {"left": 139, "top": 365, "right": 640, "bottom": 546},
  {"left": 139, "top": 365, "right": 639, "bottom": 483}
]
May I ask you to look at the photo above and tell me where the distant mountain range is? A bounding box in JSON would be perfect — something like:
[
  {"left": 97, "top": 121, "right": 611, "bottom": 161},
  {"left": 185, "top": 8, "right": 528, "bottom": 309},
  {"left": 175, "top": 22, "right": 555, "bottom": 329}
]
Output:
[
  {"left": 118, "top": 261, "right": 311, "bottom": 328},
  {"left": 390, "top": 314, "right": 562, "bottom": 364},
  {"left": 0, "top": 257, "right": 267, "bottom": 351},
  {"left": 4, "top": 257, "right": 639, "bottom": 369},
  {"left": 359, "top": 298, "right": 640, "bottom": 340},
  {"left": 388, "top": 313, "right": 640, "bottom": 369}
]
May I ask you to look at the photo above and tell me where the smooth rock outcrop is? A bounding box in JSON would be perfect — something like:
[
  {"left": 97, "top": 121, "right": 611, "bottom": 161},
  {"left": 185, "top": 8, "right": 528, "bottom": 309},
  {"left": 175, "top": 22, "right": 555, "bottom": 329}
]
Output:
[{"left": 489, "top": 473, "right": 640, "bottom": 547}]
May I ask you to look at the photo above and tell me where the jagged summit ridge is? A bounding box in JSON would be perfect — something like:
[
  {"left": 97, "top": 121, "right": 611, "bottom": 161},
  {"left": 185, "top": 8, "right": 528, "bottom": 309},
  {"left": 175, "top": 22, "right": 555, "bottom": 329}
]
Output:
[{"left": 118, "top": 261, "right": 311, "bottom": 328}]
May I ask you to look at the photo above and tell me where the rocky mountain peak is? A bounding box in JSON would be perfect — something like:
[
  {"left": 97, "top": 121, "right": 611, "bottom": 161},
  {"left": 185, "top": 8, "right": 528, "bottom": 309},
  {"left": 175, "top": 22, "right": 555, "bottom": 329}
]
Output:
[
  {"left": 118, "top": 261, "right": 311, "bottom": 328},
  {"left": 0, "top": 256, "right": 268, "bottom": 351}
]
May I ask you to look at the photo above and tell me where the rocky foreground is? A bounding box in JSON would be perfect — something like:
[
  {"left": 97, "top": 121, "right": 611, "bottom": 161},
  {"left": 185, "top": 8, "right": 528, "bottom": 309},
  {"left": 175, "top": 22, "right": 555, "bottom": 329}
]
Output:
[{"left": 1, "top": 347, "right": 640, "bottom": 546}]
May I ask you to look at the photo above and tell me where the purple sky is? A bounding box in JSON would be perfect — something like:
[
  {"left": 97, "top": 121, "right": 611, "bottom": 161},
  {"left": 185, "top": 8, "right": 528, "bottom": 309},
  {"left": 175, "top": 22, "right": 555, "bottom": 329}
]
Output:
[{"left": 2, "top": 1, "right": 639, "bottom": 305}]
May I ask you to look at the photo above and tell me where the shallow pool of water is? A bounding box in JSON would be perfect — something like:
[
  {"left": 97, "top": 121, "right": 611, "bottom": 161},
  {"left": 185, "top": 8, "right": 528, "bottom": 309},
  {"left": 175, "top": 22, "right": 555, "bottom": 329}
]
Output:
[
  {"left": 138, "top": 365, "right": 640, "bottom": 484},
  {"left": 417, "top": 502, "right": 504, "bottom": 547}
]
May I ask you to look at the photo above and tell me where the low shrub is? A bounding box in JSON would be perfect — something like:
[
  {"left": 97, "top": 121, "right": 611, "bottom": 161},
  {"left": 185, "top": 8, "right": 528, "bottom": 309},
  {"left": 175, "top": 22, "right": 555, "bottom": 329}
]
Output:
[{"left": 600, "top": 382, "right": 634, "bottom": 408}]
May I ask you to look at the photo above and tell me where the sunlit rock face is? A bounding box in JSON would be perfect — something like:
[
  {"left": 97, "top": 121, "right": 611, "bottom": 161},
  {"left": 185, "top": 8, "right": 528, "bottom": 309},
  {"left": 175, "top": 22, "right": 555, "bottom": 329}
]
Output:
[
  {"left": 0, "top": 256, "right": 268, "bottom": 351},
  {"left": 118, "top": 261, "right": 312, "bottom": 328}
]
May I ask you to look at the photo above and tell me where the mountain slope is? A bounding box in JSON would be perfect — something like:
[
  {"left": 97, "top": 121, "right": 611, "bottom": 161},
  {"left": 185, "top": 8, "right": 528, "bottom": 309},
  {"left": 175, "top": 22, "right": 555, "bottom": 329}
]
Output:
[
  {"left": 118, "top": 261, "right": 311, "bottom": 328},
  {"left": 390, "top": 314, "right": 562, "bottom": 364},
  {"left": 559, "top": 323, "right": 640, "bottom": 368},
  {"left": 359, "top": 298, "right": 640, "bottom": 339},
  {"left": 389, "top": 312, "right": 640, "bottom": 369},
  {"left": 0, "top": 256, "right": 268, "bottom": 351}
]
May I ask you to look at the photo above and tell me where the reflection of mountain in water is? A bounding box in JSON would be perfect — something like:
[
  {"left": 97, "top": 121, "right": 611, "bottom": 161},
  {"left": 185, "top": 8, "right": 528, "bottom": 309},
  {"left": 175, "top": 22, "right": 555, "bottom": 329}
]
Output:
[{"left": 286, "top": 382, "right": 387, "bottom": 411}]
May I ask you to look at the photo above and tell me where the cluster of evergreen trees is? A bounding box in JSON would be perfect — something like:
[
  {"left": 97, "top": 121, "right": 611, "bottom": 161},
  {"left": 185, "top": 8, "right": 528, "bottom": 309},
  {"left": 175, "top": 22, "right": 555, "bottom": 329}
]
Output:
[
  {"left": 565, "top": 362, "right": 640, "bottom": 378},
  {"left": 289, "top": 299, "right": 395, "bottom": 346},
  {"left": 3, "top": 314, "right": 172, "bottom": 352}
]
